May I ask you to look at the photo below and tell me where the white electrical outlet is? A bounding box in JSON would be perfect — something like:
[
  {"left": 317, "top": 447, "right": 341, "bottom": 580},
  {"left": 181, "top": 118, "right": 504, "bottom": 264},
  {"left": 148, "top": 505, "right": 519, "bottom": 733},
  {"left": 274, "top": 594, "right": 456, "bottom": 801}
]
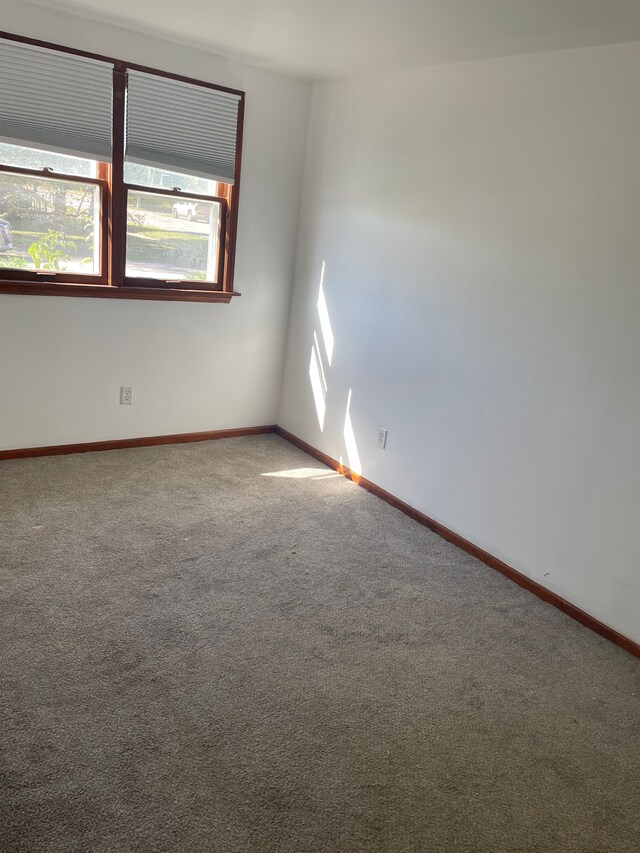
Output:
[
  {"left": 377, "top": 427, "right": 388, "bottom": 449},
  {"left": 120, "top": 386, "right": 133, "bottom": 405}
]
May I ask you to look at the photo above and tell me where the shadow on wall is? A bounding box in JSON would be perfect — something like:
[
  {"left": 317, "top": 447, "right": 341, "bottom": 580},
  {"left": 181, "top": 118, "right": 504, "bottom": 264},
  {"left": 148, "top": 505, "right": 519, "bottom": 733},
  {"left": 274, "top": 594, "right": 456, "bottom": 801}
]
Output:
[{"left": 308, "top": 260, "right": 362, "bottom": 480}]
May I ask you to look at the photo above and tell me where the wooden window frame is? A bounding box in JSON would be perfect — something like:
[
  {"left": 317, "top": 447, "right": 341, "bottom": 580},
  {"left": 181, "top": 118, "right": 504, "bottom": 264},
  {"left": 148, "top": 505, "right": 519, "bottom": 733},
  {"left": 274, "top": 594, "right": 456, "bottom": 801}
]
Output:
[
  {"left": 0, "top": 32, "right": 245, "bottom": 304},
  {"left": 0, "top": 164, "right": 110, "bottom": 285},
  {"left": 122, "top": 185, "right": 228, "bottom": 292}
]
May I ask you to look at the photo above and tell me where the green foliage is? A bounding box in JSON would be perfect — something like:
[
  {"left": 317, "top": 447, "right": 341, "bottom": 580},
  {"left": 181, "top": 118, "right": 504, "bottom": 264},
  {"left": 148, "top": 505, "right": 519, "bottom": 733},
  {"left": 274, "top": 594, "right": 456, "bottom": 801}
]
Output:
[
  {"left": 0, "top": 255, "right": 27, "bottom": 269},
  {"left": 27, "top": 230, "right": 76, "bottom": 271},
  {"left": 127, "top": 209, "right": 147, "bottom": 226}
]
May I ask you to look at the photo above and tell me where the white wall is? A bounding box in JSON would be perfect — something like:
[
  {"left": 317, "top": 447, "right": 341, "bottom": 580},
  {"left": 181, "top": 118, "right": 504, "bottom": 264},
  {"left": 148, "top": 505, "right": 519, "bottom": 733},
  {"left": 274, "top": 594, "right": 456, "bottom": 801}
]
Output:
[
  {"left": 0, "top": 0, "right": 310, "bottom": 450},
  {"left": 280, "top": 42, "right": 640, "bottom": 645}
]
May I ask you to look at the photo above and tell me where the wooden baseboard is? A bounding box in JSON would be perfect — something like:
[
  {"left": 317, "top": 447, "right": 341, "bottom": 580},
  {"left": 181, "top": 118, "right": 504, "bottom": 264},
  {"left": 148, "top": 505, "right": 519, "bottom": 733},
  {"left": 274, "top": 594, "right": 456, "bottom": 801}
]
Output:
[
  {"left": 0, "top": 425, "right": 276, "bottom": 461},
  {"left": 275, "top": 426, "right": 640, "bottom": 661}
]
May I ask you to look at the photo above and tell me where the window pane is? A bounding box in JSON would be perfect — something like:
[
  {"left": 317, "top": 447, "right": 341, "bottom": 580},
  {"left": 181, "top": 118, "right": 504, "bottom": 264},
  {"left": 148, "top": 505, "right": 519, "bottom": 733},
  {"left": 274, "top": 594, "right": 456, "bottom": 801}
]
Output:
[
  {"left": 126, "top": 190, "right": 221, "bottom": 283},
  {"left": 124, "top": 162, "right": 218, "bottom": 195},
  {"left": 0, "top": 142, "right": 97, "bottom": 178},
  {"left": 0, "top": 172, "right": 101, "bottom": 274}
]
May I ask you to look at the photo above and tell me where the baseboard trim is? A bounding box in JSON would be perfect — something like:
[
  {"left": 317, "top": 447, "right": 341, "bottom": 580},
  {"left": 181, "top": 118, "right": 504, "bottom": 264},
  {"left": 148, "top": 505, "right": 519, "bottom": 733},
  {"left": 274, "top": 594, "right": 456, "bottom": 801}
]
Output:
[
  {"left": 0, "top": 425, "right": 276, "bottom": 461},
  {"left": 275, "top": 426, "right": 640, "bottom": 661}
]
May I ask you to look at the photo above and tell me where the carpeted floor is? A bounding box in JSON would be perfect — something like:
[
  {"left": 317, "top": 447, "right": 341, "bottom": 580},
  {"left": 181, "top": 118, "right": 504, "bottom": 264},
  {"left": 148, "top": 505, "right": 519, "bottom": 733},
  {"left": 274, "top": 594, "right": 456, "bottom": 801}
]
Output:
[{"left": 0, "top": 434, "right": 639, "bottom": 852}]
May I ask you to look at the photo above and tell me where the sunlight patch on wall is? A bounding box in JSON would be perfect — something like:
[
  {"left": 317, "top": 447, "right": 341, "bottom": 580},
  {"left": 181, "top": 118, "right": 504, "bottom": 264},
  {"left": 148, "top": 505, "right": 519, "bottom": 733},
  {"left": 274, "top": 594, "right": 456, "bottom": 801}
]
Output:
[
  {"left": 313, "top": 331, "right": 328, "bottom": 392},
  {"left": 317, "top": 261, "right": 334, "bottom": 365},
  {"left": 309, "top": 343, "right": 326, "bottom": 430},
  {"left": 343, "top": 388, "right": 362, "bottom": 477}
]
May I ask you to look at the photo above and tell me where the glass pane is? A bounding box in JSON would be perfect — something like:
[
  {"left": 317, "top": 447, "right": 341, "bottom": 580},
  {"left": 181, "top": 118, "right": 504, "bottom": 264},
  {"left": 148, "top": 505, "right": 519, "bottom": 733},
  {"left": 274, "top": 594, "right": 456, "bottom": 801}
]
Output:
[
  {"left": 0, "top": 142, "right": 97, "bottom": 178},
  {"left": 0, "top": 172, "right": 101, "bottom": 274},
  {"left": 126, "top": 190, "right": 220, "bottom": 283},
  {"left": 124, "top": 162, "right": 218, "bottom": 196}
]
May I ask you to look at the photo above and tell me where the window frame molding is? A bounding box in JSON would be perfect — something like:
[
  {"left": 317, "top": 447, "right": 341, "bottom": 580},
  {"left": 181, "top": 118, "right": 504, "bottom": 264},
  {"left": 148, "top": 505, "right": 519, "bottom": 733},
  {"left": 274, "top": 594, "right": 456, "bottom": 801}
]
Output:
[
  {"left": 0, "top": 31, "right": 245, "bottom": 304},
  {"left": 122, "top": 184, "right": 228, "bottom": 291},
  {"left": 0, "top": 163, "right": 110, "bottom": 285}
]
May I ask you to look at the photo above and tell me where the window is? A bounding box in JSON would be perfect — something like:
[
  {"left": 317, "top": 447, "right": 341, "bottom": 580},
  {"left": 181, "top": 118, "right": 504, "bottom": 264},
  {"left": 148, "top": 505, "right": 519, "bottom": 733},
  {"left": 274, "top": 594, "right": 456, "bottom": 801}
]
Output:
[
  {"left": 0, "top": 145, "right": 105, "bottom": 278},
  {"left": 0, "top": 34, "right": 244, "bottom": 303}
]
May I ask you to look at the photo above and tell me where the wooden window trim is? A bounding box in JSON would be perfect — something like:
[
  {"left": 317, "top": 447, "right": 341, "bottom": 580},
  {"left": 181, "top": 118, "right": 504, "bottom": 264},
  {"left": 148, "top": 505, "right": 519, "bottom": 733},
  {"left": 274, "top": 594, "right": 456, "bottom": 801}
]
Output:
[
  {"left": 0, "top": 165, "right": 110, "bottom": 286},
  {"left": 0, "top": 31, "right": 245, "bottom": 304},
  {"left": 0, "top": 280, "right": 235, "bottom": 303},
  {"left": 122, "top": 184, "right": 228, "bottom": 290}
]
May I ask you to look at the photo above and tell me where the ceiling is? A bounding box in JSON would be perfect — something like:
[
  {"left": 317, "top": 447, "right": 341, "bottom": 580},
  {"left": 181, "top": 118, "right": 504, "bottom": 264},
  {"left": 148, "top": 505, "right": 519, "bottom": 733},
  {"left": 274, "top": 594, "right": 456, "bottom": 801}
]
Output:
[{"left": 28, "top": 0, "right": 640, "bottom": 79}]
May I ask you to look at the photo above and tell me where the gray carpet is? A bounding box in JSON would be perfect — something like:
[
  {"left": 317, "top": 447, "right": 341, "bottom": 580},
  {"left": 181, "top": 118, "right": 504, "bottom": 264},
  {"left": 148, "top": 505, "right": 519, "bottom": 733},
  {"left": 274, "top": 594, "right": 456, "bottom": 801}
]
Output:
[{"left": 1, "top": 434, "right": 638, "bottom": 853}]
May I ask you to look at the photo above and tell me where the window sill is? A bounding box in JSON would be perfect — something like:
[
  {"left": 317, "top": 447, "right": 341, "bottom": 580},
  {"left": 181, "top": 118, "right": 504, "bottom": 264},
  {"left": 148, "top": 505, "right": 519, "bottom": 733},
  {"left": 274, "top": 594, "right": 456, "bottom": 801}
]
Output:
[{"left": 0, "top": 281, "right": 239, "bottom": 303}]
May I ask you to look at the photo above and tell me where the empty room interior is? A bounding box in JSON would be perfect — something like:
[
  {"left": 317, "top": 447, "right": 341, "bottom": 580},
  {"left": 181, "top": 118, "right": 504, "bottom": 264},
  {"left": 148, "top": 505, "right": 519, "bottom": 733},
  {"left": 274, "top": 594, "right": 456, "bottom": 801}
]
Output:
[{"left": 1, "top": 1, "right": 639, "bottom": 850}]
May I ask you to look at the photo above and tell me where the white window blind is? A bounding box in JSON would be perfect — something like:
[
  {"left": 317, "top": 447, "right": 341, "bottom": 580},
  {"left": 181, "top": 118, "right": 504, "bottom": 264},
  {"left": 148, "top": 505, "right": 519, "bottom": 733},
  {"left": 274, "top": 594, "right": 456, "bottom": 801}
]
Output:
[
  {"left": 125, "top": 70, "right": 241, "bottom": 184},
  {"left": 0, "top": 38, "right": 113, "bottom": 162}
]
